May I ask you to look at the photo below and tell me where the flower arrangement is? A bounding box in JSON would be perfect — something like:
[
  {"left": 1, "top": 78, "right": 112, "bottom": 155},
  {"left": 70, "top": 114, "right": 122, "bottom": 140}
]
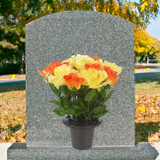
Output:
[{"left": 38, "top": 54, "right": 122, "bottom": 123}]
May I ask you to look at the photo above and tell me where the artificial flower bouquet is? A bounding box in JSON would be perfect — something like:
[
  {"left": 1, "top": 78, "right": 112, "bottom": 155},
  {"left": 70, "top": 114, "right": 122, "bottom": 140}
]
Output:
[{"left": 38, "top": 54, "right": 122, "bottom": 123}]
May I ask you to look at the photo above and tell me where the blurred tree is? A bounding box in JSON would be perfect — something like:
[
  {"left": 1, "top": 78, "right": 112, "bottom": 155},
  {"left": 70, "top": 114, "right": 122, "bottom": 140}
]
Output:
[
  {"left": 0, "top": 26, "right": 25, "bottom": 71},
  {"left": 0, "top": 0, "right": 159, "bottom": 26},
  {"left": 134, "top": 26, "right": 160, "bottom": 63},
  {"left": 0, "top": 0, "right": 159, "bottom": 73},
  {"left": 0, "top": 26, "right": 18, "bottom": 64},
  {"left": 0, "top": 0, "right": 27, "bottom": 73}
]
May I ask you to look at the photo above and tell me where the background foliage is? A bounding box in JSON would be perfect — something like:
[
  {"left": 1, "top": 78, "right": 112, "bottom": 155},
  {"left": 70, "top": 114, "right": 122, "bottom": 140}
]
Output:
[{"left": 0, "top": 0, "right": 160, "bottom": 74}]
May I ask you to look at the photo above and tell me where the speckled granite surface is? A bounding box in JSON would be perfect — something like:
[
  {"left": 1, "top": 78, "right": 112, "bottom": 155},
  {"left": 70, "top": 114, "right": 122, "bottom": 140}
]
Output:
[
  {"left": 25, "top": 11, "right": 135, "bottom": 147},
  {"left": 7, "top": 10, "right": 158, "bottom": 160},
  {"left": 8, "top": 143, "right": 158, "bottom": 160}
]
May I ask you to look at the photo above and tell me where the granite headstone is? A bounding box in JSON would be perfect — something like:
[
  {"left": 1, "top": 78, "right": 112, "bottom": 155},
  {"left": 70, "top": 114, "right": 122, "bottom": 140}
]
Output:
[{"left": 8, "top": 11, "right": 158, "bottom": 159}]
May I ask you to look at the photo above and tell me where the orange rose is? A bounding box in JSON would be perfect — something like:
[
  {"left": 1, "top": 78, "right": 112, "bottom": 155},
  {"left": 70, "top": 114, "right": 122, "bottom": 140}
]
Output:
[
  {"left": 61, "top": 62, "right": 69, "bottom": 66},
  {"left": 49, "top": 60, "right": 61, "bottom": 67},
  {"left": 38, "top": 61, "right": 69, "bottom": 78},
  {"left": 63, "top": 73, "right": 85, "bottom": 90},
  {"left": 85, "top": 63, "right": 101, "bottom": 70},
  {"left": 37, "top": 70, "right": 47, "bottom": 79},
  {"left": 43, "top": 65, "right": 55, "bottom": 75},
  {"left": 103, "top": 66, "right": 120, "bottom": 87},
  {"left": 90, "top": 56, "right": 99, "bottom": 60}
]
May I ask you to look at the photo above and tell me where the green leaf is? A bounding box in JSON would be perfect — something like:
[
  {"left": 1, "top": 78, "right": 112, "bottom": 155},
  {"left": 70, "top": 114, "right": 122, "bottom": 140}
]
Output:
[
  {"left": 72, "top": 99, "right": 85, "bottom": 110},
  {"left": 105, "top": 84, "right": 110, "bottom": 90},
  {"left": 104, "top": 108, "right": 108, "bottom": 113},
  {"left": 78, "top": 99, "right": 85, "bottom": 110},
  {"left": 86, "top": 106, "right": 90, "bottom": 113},
  {"left": 66, "top": 108, "right": 76, "bottom": 115},
  {"left": 99, "top": 86, "right": 106, "bottom": 98},
  {"left": 100, "top": 86, "right": 105, "bottom": 94},
  {"left": 70, "top": 87, "right": 77, "bottom": 95},
  {"left": 86, "top": 114, "right": 91, "bottom": 120},
  {"left": 53, "top": 107, "right": 66, "bottom": 116},
  {"left": 51, "top": 100, "right": 61, "bottom": 106},
  {"left": 59, "top": 86, "right": 68, "bottom": 95},
  {"left": 92, "top": 106, "right": 103, "bottom": 115},
  {"left": 72, "top": 105, "right": 81, "bottom": 111},
  {"left": 105, "top": 90, "right": 114, "bottom": 101},
  {"left": 92, "top": 111, "right": 107, "bottom": 119},
  {"left": 60, "top": 97, "right": 70, "bottom": 109},
  {"left": 92, "top": 104, "right": 108, "bottom": 117},
  {"left": 49, "top": 83, "right": 60, "bottom": 96},
  {"left": 85, "top": 89, "right": 97, "bottom": 102}
]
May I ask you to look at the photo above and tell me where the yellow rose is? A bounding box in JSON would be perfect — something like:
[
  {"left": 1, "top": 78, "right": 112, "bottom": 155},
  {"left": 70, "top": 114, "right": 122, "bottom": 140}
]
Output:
[
  {"left": 78, "top": 68, "right": 108, "bottom": 89},
  {"left": 48, "top": 64, "right": 77, "bottom": 88},
  {"left": 54, "top": 64, "right": 74, "bottom": 76},
  {"left": 63, "top": 55, "right": 95, "bottom": 70},
  {"left": 48, "top": 75, "right": 66, "bottom": 88}
]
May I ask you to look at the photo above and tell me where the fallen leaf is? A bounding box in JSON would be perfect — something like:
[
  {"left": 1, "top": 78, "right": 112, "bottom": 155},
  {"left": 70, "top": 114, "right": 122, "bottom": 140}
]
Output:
[
  {"left": 151, "top": 107, "right": 157, "bottom": 114},
  {"left": 137, "top": 106, "right": 146, "bottom": 113},
  {"left": 135, "top": 95, "right": 139, "bottom": 99},
  {"left": 9, "top": 137, "right": 16, "bottom": 143},
  {"left": 18, "top": 137, "right": 26, "bottom": 143}
]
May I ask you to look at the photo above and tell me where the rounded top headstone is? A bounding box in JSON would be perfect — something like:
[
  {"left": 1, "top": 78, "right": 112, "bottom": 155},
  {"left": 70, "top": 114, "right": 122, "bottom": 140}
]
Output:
[
  {"left": 26, "top": 10, "right": 133, "bottom": 27},
  {"left": 26, "top": 10, "right": 135, "bottom": 147}
]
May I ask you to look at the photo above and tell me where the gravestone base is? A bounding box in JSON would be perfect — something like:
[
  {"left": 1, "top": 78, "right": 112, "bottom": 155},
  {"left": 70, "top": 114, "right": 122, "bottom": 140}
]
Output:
[{"left": 8, "top": 142, "right": 158, "bottom": 160}]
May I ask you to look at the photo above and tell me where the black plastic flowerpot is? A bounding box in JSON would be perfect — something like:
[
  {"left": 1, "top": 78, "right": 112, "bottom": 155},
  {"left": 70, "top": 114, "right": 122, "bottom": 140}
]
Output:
[{"left": 62, "top": 116, "right": 102, "bottom": 150}]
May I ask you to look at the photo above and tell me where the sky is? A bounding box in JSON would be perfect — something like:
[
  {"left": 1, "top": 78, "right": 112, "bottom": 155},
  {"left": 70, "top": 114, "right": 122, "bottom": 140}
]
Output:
[
  {"left": 129, "top": 0, "right": 160, "bottom": 40},
  {"left": 146, "top": 13, "right": 160, "bottom": 40}
]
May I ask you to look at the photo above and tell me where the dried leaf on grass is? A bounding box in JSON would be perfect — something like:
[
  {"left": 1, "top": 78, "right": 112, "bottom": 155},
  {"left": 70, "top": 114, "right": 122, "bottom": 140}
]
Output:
[
  {"left": 135, "top": 94, "right": 160, "bottom": 123},
  {"left": 0, "top": 84, "right": 160, "bottom": 143},
  {"left": 135, "top": 94, "right": 160, "bottom": 142},
  {"left": 0, "top": 85, "right": 26, "bottom": 143}
]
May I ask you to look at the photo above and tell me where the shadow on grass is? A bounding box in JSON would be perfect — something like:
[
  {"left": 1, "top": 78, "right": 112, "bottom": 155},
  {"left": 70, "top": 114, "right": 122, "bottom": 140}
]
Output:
[
  {"left": 135, "top": 65, "right": 160, "bottom": 69},
  {"left": 135, "top": 73, "right": 160, "bottom": 85},
  {"left": 135, "top": 123, "right": 160, "bottom": 142},
  {"left": 0, "top": 85, "right": 25, "bottom": 93},
  {"left": 9, "top": 124, "right": 22, "bottom": 132}
]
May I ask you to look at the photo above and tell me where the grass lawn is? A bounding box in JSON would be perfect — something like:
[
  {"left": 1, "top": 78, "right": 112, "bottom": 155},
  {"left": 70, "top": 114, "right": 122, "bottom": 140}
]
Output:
[
  {"left": 135, "top": 73, "right": 160, "bottom": 95},
  {"left": 0, "top": 74, "right": 160, "bottom": 143}
]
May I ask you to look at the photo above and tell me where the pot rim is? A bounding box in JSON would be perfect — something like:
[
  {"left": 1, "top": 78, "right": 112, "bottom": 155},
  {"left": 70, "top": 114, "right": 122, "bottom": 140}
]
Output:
[{"left": 62, "top": 115, "right": 102, "bottom": 129}]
